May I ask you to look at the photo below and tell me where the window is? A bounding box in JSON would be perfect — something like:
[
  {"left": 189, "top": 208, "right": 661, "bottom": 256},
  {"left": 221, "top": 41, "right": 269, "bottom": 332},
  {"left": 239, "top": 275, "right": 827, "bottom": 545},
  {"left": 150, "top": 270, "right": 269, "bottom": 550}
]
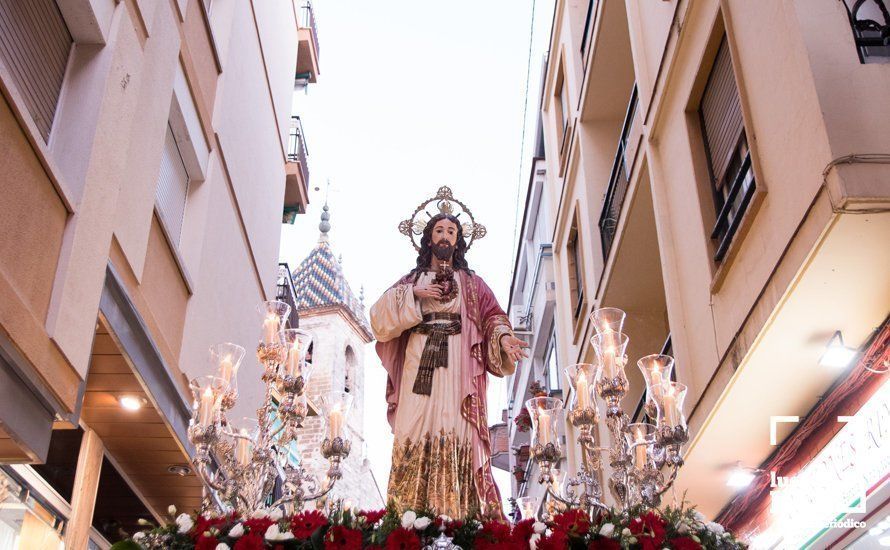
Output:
[
  {"left": 554, "top": 67, "right": 570, "bottom": 150},
  {"left": 544, "top": 332, "right": 560, "bottom": 393},
  {"left": 699, "top": 38, "right": 756, "bottom": 263},
  {"left": 156, "top": 123, "right": 190, "bottom": 246},
  {"left": 566, "top": 217, "right": 584, "bottom": 320},
  {"left": 0, "top": 0, "right": 73, "bottom": 141},
  {"left": 344, "top": 346, "right": 356, "bottom": 393},
  {"left": 842, "top": 0, "right": 890, "bottom": 61}
]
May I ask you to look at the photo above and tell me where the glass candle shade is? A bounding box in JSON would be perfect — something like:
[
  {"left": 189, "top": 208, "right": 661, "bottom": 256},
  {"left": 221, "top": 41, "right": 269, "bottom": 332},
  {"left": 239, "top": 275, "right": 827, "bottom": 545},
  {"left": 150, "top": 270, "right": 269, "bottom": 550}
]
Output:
[
  {"left": 637, "top": 354, "right": 674, "bottom": 415},
  {"left": 229, "top": 418, "right": 256, "bottom": 468},
  {"left": 190, "top": 375, "right": 228, "bottom": 427},
  {"left": 590, "top": 307, "right": 626, "bottom": 335},
  {"left": 257, "top": 301, "right": 291, "bottom": 346},
  {"left": 591, "top": 332, "right": 629, "bottom": 381},
  {"left": 549, "top": 468, "right": 568, "bottom": 495},
  {"left": 651, "top": 382, "right": 688, "bottom": 429},
  {"left": 624, "top": 422, "right": 656, "bottom": 470},
  {"left": 563, "top": 363, "right": 597, "bottom": 412},
  {"left": 319, "top": 391, "right": 354, "bottom": 440},
  {"left": 281, "top": 329, "right": 313, "bottom": 378},
  {"left": 525, "top": 397, "right": 564, "bottom": 452},
  {"left": 516, "top": 496, "right": 539, "bottom": 520},
  {"left": 210, "top": 343, "right": 246, "bottom": 389}
]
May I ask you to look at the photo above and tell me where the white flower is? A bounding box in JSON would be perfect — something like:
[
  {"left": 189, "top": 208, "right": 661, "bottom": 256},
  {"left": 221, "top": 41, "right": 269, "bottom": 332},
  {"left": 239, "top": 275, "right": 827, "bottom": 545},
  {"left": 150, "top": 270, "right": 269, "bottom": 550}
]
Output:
[
  {"left": 533, "top": 521, "right": 547, "bottom": 534},
  {"left": 529, "top": 533, "right": 541, "bottom": 550},
  {"left": 268, "top": 508, "right": 283, "bottom": 522},
  {"left": 176, "top": 513, "right": 194, "bottom": 534},
  {"left": 228, "top": 523, "right": 244, "bottom": 538},
  {"left": 168, "top": 505, "right": 177, "bottom": 516},
  {"left": 692, "top": 510, "right": 707, "bottom": 523},
  {"left": 401, "top": 510, "right": 417, "bottom": 529},
  {"left": 137, "top": 518, "right": 152, "bottom": 526},
  {"left": 215, "top": 545, "right": 230, "bottom": 550},
  {"left": 628, "top": 536, "right": 638, "bottom": 544},
  {"left": 133, "top": 532, "right": 146, "bottom": 542},
  {"left": 414, "top": 516, "right": 432, "bottom": 530},
  {"left": 252, "top": 508, "right": 269, "bottom": 519},
  {"left": 264, "top": 524, "right": 293, "bottom": 541},
  {"left": 622, "top": 527, "right": 632, "bottom": 537},
  {"left": 706, "top": 521, "right": 725, "bottom": 535},
  {"left": 599, "top": 523, "right": 615, "bottom": 537},
  {"left": 677, "top": 522, "right": 689, "bottom": 534}
]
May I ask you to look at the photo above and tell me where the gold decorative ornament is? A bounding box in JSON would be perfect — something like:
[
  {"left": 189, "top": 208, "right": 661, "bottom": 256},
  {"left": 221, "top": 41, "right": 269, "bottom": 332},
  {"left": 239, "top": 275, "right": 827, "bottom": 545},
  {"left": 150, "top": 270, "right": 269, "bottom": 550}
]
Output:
[{"left": 398, "top": 186, "right": 487, "bottom": 251}]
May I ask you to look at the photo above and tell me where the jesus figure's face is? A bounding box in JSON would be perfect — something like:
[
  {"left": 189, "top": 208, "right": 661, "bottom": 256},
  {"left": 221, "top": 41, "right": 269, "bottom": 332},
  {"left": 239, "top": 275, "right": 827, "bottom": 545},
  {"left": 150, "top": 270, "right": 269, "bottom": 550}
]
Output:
[{"left": 431, "top": 218, "right": 458, "bottom": 261}]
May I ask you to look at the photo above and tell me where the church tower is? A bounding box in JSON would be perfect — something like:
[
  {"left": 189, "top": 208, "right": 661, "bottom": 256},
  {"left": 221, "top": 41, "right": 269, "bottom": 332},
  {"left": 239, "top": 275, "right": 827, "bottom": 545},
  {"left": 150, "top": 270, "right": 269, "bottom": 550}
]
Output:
[{"left": 290, "top": 204, "right": 383, "bottom": 509}]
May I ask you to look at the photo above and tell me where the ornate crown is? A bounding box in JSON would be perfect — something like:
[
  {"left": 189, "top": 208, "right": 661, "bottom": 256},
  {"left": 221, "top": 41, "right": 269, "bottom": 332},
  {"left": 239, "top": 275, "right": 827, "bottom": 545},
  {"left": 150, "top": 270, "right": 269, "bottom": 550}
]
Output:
[{"left": 398, "top": 186, "right": 487, "bottom": 252}]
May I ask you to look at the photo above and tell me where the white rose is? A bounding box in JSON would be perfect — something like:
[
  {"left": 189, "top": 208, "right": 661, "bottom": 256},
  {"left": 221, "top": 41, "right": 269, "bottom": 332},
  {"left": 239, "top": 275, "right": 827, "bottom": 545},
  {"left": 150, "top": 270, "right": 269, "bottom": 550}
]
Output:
[
  {"left": 268, "top": 508, "right": 283, "bottom": 522},
  {"left": 414, "top": 516, "right": 432, "bottom": 530},
  {"left": 216, "top": 545, "right": 230, "bottom": 550},
  {"left": 529, "top": 533, "right": 541, "bottom": 550},
  {"left": 401, "top": 510, "right": 417, "bottom": 529},
  {"left": 228, "top": 523, "right": 244, "bottom": 538},
  {"left": 168, "top": 505, "right": 177, "bottom": 516},
  {"left": 252, "top": 508, "right": 269, "bottom": 519},
  {"left": 133, "top": 532, "right": 146, "bottom": 542},
  {"left": 176, "top": 513, "right": 194, "bottom": 534},
  {"left": 677, "top": 523, "right": 689, "bottom": 534},
  {"left": 265, "top": 524, "right": 284, "bottom": 540},
  {"left": 706, "top": 521, "right": 725, "bottom": 535},
  {"left": 622, "top": 527, "right": 632, "bottom": 536},
  {"left": 599, "top": 523, "right": 615, "bottom": 537},
  {"left": 533, "top": 521, "right": 547, "bottom": 534}
]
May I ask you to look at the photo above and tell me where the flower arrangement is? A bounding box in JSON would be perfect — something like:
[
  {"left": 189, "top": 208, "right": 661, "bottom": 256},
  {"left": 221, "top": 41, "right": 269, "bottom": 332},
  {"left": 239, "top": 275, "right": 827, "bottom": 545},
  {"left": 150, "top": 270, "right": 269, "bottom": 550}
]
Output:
[
  {"left": 110, "top": 503, "right": 746, "bottom": 549},
  {"left": 513, "top": 407, "right": 532, "bottom": 432}
]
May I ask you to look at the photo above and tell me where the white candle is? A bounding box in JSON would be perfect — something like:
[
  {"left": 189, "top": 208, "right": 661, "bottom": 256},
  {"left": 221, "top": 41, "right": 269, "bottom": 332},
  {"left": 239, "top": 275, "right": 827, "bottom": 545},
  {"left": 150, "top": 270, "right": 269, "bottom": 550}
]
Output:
[
  {"left": 235, "top": 428, "right": 251, "bottom": 466},
  {"left": 537, "top": 408, "right": 552, "bottom": 445},
  {"left": 329, "top": 404, "right": 343, "bottom": 439},
  {"left": 198, "top": 387, "right": 215, "bottom": 427},
  {"left": 604, "top": 347, "right": 616, "bottom": 379},
  {"left": 634, "top": 428, "right": 648, "bottom": 470},
  {"left": 650, "top": 366, "right": 663, "bottom": 399},
  {"left": 664, "top": 387, "right": 678, "bottom": 427},
  {"left": 286, "top": 340, "right": 302, "bottom": 377},
  {"left": 262, "top": 315, "right": 280, "bottom": 344},
  {"left": 576, "top": 371, "right": 590, "bottom": 410},
  {"left": 219, "top": 355, "right": 234, "bottom": 384}
]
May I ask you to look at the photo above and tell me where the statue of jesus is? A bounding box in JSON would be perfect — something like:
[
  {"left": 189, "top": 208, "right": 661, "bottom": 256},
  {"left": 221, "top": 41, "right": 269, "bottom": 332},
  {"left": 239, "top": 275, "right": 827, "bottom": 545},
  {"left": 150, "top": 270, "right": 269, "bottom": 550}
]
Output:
[{"left": 370, "top": 187, "right": 529, "bottom": 519}]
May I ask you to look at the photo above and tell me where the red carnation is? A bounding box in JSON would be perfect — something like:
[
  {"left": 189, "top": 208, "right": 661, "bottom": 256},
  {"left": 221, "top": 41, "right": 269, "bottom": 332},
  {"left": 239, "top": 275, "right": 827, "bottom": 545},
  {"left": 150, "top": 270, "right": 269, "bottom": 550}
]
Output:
[
  {"left": 242, "top": 516, "right": 275, "bottom": 534},
  {"left": 536, "top": 528, "right": 569, "bottom": 550},
  {"left": 385, "top": 527, "right": 421, "bottom": 550},
  {"left": 552, "top": 508, "right": 590, "bottom": 535},
  {"left": 670, "top": 536, "right": 703, "bottom": 550},
  {"left": 358, "top": 509, "right": 387, "bottom": 525},
  {"left": 630, "top": 511, "right": 667, "bottom": 549},
  {"left": 291, "top": 509, "right": 329, "bottom": 539},
  {"left": 193, "top": 514, "right": 231, "bottom": 539},
  {"left": 588, "top": 537, "right": 621, "bottom": 550},
  {"left": 195, "top": 533, "right": 220, "bottom": 550},
  {"left": 325, "top": 525, "right": 363, "bottom": 549},
  {"left": 512, "top": 518, "right": 536, "bottom": 541},
  {"left": 233, "top": 531, "right": 265, "bottom": 550}
]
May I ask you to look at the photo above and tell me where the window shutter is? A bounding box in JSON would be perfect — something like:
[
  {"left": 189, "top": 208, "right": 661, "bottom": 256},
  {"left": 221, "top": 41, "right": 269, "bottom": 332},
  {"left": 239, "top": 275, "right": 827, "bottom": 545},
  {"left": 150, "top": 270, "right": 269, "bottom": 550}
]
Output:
[
  {"left": 701, "top": 40, "right": 743, "bottom": 189},
  {"left": 156, "top": 124, "right": 190, "bottom": 245},
  {"left": 0, "top": 0, "right": 72, "bottom": 141}
]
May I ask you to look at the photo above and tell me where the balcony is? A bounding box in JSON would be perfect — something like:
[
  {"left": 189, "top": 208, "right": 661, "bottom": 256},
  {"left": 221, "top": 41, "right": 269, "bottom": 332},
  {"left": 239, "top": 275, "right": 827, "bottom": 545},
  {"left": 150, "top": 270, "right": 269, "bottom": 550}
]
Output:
[
  {"left": 283, "top": 116, "right": 310, "bottom": 223},
  {"left": 598, "top": 85, "right": 638, "bottom": 261},
  {"left": 842, "top": 0, "right": 890, "bottom": 62},
  {"left": 295, "top": 1, "right": 321, "bottom": 83},
  {"left": 276, "top": 262, "right": 300, "bottom": 328}
]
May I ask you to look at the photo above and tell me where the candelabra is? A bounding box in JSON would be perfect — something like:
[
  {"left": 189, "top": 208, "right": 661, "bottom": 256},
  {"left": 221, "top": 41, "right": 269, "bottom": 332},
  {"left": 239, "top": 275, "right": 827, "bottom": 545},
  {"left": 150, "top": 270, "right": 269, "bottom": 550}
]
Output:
[
  {"left": 187, "top": 300, "right": 353, "bottom": 516},
  {"left": 522, "top": 307, "right": 689, "bottom": 520}
]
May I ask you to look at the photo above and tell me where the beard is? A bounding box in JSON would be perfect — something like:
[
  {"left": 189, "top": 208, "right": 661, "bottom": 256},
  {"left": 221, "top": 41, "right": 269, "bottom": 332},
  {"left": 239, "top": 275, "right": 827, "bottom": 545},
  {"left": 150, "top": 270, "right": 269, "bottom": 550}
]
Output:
[{"left": 432, "top": 240, "right": 455, "bottom": 261}]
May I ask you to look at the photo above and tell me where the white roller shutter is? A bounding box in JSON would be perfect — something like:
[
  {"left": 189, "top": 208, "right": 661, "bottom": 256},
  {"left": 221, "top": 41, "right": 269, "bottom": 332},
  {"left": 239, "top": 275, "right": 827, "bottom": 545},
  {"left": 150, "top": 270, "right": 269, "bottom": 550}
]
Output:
[{"left": 156, "top": 124, "right": 190, "bottom": 245}]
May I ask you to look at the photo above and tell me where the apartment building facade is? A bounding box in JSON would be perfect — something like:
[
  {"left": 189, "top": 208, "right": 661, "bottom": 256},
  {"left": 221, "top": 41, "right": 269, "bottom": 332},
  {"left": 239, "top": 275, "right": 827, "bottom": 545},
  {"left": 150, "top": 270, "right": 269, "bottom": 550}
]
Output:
[
  {"left": 529, "top": 0, "right": 890, "bottom": 546},
  {"left": 0, "top": 0, "right": 318, "bottom": 547}
]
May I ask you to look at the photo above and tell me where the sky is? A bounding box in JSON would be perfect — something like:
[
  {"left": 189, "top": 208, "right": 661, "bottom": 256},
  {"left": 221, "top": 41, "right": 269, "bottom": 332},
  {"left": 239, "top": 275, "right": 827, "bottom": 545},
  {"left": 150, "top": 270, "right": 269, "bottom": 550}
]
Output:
[{"left": 279, "top": 0, "right": 555, "bottom": 508}]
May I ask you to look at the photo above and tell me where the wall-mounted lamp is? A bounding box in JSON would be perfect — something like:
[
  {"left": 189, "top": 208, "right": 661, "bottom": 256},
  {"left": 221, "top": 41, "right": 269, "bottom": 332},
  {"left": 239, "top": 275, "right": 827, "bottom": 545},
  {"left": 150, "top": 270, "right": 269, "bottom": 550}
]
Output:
[{"left": 819, "top": 331, "right": 857, "bottom": 369}]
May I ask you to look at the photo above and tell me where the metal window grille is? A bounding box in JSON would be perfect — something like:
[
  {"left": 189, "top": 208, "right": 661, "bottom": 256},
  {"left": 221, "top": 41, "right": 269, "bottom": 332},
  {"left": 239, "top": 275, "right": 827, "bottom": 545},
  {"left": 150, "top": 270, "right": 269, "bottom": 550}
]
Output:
[
  {"left": 0, "top": 0, "right": 72, "bottom": 141},
  {"left": 156, "top": 124, "right": 190, "bottom": 246}
]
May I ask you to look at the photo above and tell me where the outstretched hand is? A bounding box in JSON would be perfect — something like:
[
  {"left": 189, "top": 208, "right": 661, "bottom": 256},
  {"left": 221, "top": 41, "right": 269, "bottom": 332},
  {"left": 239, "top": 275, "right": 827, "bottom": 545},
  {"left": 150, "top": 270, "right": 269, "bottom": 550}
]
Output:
[{"left": 500, "top": 334, "right": 530, "bottom": 364}]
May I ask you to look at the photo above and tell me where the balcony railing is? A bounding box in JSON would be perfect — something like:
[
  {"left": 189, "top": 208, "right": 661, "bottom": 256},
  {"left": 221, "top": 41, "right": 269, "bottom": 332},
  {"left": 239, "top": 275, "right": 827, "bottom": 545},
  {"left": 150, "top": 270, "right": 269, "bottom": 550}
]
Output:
[
  {"left": 277, "top": 263, "right": 300, "bottom": 329},
  {"left": 300, "top": 1, "right": 321, "bottom": 59},
  {"left": 598, "top": 85, "right": 638, "bottom": 261},
  {"left": 287, "top": 116, "right": 310, "bottom": 186},
  {"left": 580, "top": 0, "right": 596, "bottom": 54},
  {"left": 711, "top": 151, "right": 754, "bottom": 262},
  {"left": 842, "top": 0, "right": 890, "bottom": 61}
]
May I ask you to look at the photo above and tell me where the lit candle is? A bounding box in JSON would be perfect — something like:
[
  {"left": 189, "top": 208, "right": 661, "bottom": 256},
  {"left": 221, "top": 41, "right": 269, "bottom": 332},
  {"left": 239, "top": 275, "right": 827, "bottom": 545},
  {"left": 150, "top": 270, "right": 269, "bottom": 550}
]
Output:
[
  {"left": 329, "top": 403, "right": 344, "bottom": 439},
  {"left": 286, "top": 339, "right": 302, "bottom": 377},
  {"left": 235, "top": 428, "right": 251, "bottom": 466},
  {"left": 664, "top": 386, "right": 678, "bottom": 427},
  {"left": 633, "top": 427, "right": 648, "bottom": 470},
  {"left": 537, "top": 408, "right": 552, "bottom": 445},
  {"left": 262, "top": 315, "right": 280, "bottom": 344},
  {"left": 604, "top": 347, "right": 616, "bottom": 379},
  {"left": 576, "top": 371, "right": 590, "bottom": 410},
  {"left": 198, "top": 387, "right": 215, "bottom": 427},
  {"left": 219, "top": 355, "right": 234, "bottom": 384},
  {"left": 650, "top": 366, "right": 663, "bottom": 399}
]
